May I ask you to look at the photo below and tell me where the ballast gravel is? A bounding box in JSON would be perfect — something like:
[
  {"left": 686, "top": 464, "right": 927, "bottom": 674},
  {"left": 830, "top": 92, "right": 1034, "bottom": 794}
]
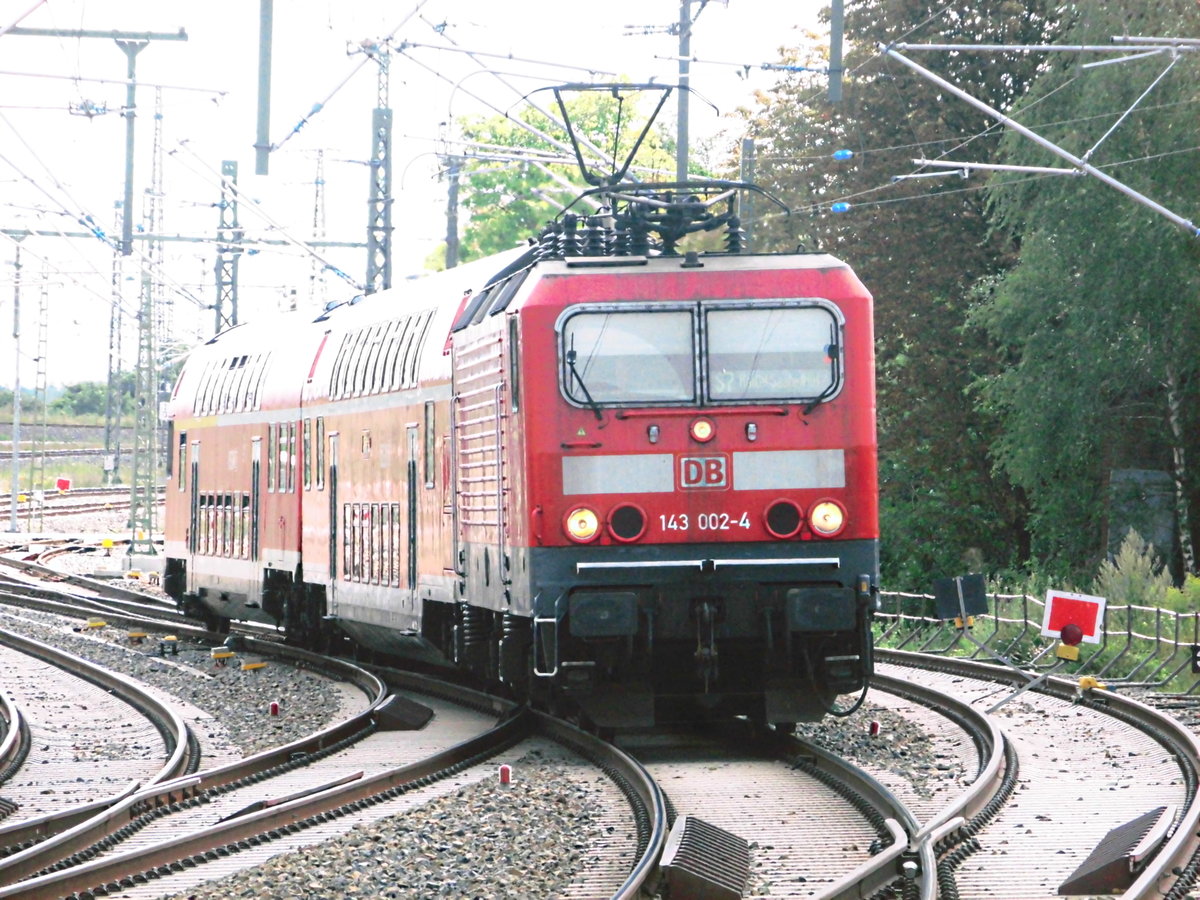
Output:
[
  {"left": 155, "top": 766, "right": 603, "bottom": 900},
  {"left": 0, "top": 605, "right": 343, "bottom": 758},
  {"left": 795, "top": 701, "right": 946, "bottom": 799}
]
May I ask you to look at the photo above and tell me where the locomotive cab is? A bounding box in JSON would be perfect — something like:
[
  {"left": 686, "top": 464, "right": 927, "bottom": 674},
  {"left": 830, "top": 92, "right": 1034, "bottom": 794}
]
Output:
[
  {"left": 446, "top": 196, "right": 880, "bottom": 730},
  {"left": 509, "top": 252, "right": 877, "bottom": 728}
]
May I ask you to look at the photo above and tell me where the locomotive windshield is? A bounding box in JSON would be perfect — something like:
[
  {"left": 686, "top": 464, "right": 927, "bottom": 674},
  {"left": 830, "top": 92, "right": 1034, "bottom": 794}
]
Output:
[
  {"left": 559, "top": 301, "right": 841, "bottom": 408},
  {"left": 706, "top": 306, "right": 838, "bottom": 402},
  {"left": 562, "top": 309, "right": 696, "bottom": 404}
]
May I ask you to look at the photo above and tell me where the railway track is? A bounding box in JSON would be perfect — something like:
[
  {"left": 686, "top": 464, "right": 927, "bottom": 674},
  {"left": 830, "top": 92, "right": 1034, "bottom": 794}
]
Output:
[
  {"left": 875, "top": 649, "right": 1200, "bottom": 899},
  {"left": 5, "top": 552, "right": 1200, "bottom": 897},
  {"left": 0, "top": 628, "right": 195, "bottom": 842},
  {"left": 0, "top": 567, "right": 665, "bottom": 900},
  {"left": 0, "top": 487, "right": 163, "bottom": 521}
]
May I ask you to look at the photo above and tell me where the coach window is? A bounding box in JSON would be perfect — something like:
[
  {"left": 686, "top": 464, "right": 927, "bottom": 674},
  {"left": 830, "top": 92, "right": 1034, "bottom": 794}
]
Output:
[
  {"left": 316, "top": 417, "right": 326, "bottom": 490},
  {"left": 363, "top": 326, "right": 386, "bottom": 394},
  {"left": 508, "top": 316, "right": 521, "bottom": 413},
  {"left": 222, "top": 494, "right": 233, "bottom": 556},
  {"left": 177, "top": 431, "right": 187, "bottom": 491},
  {"left": 286, "top": 422, "right": 297, "bottom": 492},
  {"left": 303, "top": 418, "right": 312, "bottom": 490},
  {"left": 395, "top": 318, "right": 418, "bottom": 389},
  {"left": 329, "top": 334, "right": 352, "bottom": 400},
  {"left": 227, "top": 356, "right": 249, "bottom": 413},
  {"left": 214, "top": 359, "right": 236, "bottom": 413},
  {"left": 195, "top": 361, "right": 216, "bottom": 415},
  {"left": 267, "top": 424, "right": 277, "bottom": 492},
  {"left": 209, "top": 495, "right": 219, "bottom": 555},
  {"left": 235, "top": 493, "right": 246, "bottom": 558},
  {"left": 560, "top": 307, "right": 695, "bottom": 406},
  {"left": 424, "top": 401, "right": 436, "bottom": 488},
  {"left": 351, "top": 327, "right": 374, "bottom": 396},
  {"left": 705, "top": 304, "right": 841, "bottom": 402},
  {"left": 409, "top": 310, "right": 434, "bottom": 385},
  {"left": 343, "top": 504, "right": 353, "bottom": 580}
]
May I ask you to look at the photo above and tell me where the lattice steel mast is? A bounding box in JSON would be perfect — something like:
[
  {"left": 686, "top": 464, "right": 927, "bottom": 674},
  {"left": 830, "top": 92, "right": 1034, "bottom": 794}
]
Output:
[
  {"left": 128, "top": 89, "right": 169, "bottom": 555},
  {"left": 363, "top": 43, "right": 393, "bottom": 294},
  {"left": 214, "top": 161, "right": 242, "bottom": 331}
]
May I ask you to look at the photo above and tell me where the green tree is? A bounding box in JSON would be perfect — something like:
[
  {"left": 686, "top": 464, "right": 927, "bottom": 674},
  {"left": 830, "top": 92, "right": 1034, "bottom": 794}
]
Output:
[
  {"left": 739, "top": 3, "right": 1067, "bottom": 588},
  {"left": 51, "top": 374, "right": 136, "bottom": 417},
  {"left": 454, "top": 86, "right": 678, "bottom": 262},
  {"left": 975, "top": 0, "right": 1200, "bottom": 575}
]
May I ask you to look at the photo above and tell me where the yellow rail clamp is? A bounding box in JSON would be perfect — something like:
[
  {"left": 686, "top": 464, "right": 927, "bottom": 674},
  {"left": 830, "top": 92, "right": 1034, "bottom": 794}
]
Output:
[
  {"left": 127, "top": 631, "right": 148, "bottom": 644},
  {"left": 1078, "top": 676, "right": 1108, "bottom": 692},
  {"left": 159, "top": 636, "right": 179, "bottom": 657},
  {"left": 210, "top": 650, "right": 235, "bottom": 667},
  {"left": 1055, "top": 643, "right": 1080, "bottom": 661},
  {"left": 125, "top": 571, "right": 142, "bottom": 581},
  {"left": 86, "top": 618, "right": 107, "bottom": 629},
  {"left": 241, "top": 661, "right": 268, "bottom": 672}
]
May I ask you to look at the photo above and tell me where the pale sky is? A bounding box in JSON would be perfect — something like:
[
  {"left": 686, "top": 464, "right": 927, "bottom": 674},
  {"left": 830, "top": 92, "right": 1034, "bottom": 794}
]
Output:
[{"left": 0, "top": 0, "right": 828, "bottom": 386}]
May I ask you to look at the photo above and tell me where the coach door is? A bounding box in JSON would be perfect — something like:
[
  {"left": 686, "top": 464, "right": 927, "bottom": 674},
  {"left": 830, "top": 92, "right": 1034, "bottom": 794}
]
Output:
[
  {"left": 250, "top": 438, "right": 261, "bottom": 560},
  {"left": 188, "top": 441, "right": 200, "bottom": 557},
  {"left": 406, "top": 425, "right": 419, "bottom": 603},
  {"left": 327, "top": 432, "right": 340, "bottom": 614}
]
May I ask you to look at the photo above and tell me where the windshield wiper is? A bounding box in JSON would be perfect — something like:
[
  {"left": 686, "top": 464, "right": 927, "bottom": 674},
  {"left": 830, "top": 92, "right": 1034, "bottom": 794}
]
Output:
[
  {"left": 802, "top": 383, "right": 838, "bottom": 416},
  {"left": 803, "top": 326, "right": 841, "bottom": 415},
  {"left": 566, "top": 343, "right": 603, "bottom": 421}
]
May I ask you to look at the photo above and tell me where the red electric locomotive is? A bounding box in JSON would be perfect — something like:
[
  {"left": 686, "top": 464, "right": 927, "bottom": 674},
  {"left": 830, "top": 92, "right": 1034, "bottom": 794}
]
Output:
[{"left": 164, "top": 92, "right": 878, "bottom": 729}]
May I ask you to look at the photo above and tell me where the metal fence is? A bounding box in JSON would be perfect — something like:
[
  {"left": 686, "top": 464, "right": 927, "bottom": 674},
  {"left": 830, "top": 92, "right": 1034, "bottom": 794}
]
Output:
[{"left": 876, "top": 590, "right": 1200, "bottom": 696}]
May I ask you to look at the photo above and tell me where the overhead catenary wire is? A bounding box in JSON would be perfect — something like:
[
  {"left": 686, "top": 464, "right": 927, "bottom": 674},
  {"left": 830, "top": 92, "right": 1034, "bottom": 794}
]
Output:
[
  {"left": 881, "top": 42, "right": 1200, "bottom": 236},
  {"left": 0, "top": 110, "right": 209, "bottom": 313},
  {"left": 169, "top": 140, "right": 366, "bottom": 293},
  {"left": 736, "top": 6, "right": 1199, "bottom": 233},
  {"left": 267, "top": 0, "right": 430, "bottom": 156},
  {"left": 0, "top": 0, "right": 48, "bottom": 39},
  {"left": 794, "top": 142, "right": 1200, "bottom": 218},
  {"left": 0, "top": 228, "right": 138, "bottom": 321},
  {"left": 0, "top": 67, "right": 227, "bottom": 96},
  {"left": 749, "top": 95, "right": 1200, "bottom": 164},
  {"left": 412, "top": 16, "right": 621, "bottom": 170},
  {"left": 398, "top": 51, "right": 610, "bottom": 171}
]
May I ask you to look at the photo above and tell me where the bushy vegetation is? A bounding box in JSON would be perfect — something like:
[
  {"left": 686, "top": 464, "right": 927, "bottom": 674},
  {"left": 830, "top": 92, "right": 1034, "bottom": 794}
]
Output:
[{"left": 737, "top": 0, "right": 1200, "bottom": 590}]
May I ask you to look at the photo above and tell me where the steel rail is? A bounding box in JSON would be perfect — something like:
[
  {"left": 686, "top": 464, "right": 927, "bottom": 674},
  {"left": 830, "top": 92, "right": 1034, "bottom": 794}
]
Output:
[
  {"left": 532, "top": 710, "right": 668, "bottom": 900},
  {"left": 0, "top": 707, "right": 533, "bottom": 900},
  {"left": 0, "top": 638, "right": 383, "bottom": 883},
  {"left": 0, "top": 553, "right": 173, "bottom": 608},
  {"left": 797, "top": 670, "right": 1007, "bottom": 900},
  {"left": 0, "top": 689, "right": 26, "bottom": 791},
  {"left": 788, "top": 730, "right": 928, "bottom": 900},
  {"left": 0, "top": 629, "right": 192, "bottom": 843},
  {"left": 879, "top": 648, "right": 1200, "bottom": 899}
]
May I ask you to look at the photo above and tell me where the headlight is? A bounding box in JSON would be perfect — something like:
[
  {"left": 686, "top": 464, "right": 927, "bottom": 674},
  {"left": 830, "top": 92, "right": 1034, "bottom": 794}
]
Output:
[
  {"left": 809, "top": 500, "right": 846, "bottom": 537},
  {"left": 564, "top": 506, "right": 600, "bottom": 542},
  {"left": 689, "top": 417, "right": 715, "bottom": 442}
]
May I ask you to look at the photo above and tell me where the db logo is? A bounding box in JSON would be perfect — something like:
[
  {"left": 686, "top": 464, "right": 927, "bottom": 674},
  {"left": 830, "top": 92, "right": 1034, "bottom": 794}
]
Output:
[{"left": 679, "top": 455, "right": 728, "bottom": 489}]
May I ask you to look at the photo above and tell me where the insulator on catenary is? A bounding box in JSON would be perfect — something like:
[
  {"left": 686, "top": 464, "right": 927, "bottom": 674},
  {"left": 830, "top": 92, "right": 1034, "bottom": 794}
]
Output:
[
  {"left": 832, "top": 149, "right": 854, "bottom": 160},
  {"left": 831, "top": 202, "right": 852, "bottom": 213}
]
